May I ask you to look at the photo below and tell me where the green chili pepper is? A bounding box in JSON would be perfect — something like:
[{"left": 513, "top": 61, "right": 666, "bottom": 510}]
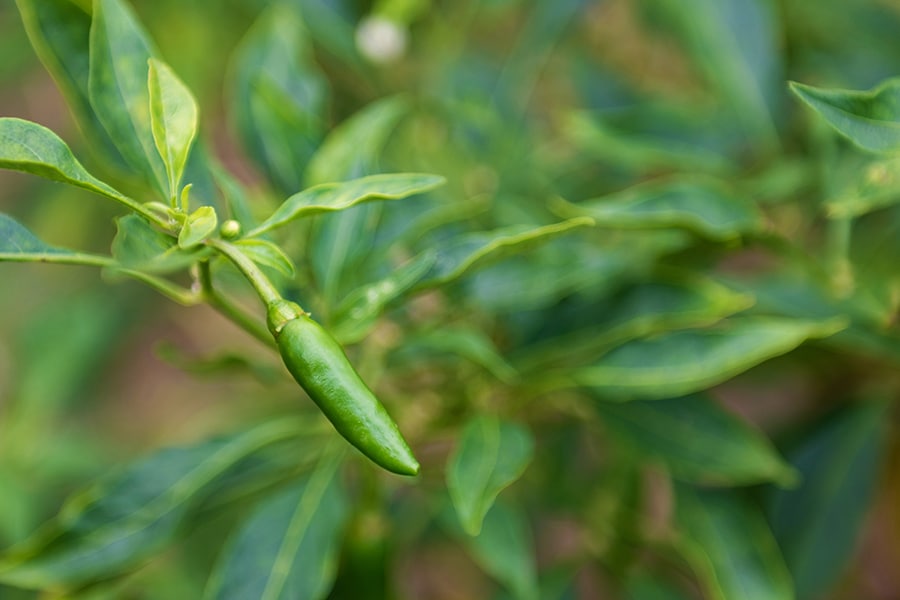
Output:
[{"left": 267, "top": 299, "right": 420, "bottom": 476}]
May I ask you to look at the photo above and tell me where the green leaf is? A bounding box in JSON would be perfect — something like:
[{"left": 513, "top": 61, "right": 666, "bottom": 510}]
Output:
[
  {"left": 567, "top": 316, "right": 845, "bottom": 400},
  {"left": 447, "top": 417, "right": 534, "bottom": 536},
  {"left": 595, "top": 394, "right": 797, "bottom": 486},
  {"left": 553, "top": 178, "right": 762, "bottom": 241},
  {"left": 14, "top": 0, "right": 126, "bottom": 168},
  {"left": 148, "top": 58, "right": 198, "bottom": 198},
  {"left": 251, "top": 173, "right": 445, "bottom": 236},
  {"left": 418, "top": 218, "right": 595, "bottom": 289},
  {"left": 790, "top": 78, "right": 900, "bottom": 154},
  {"left": 463, "top": 503, "right": 538, "bottom": 600},
  {"left": 233, "top": 239, "right": 296, "bottom": 278},
  {"left": 675, "top": 488, "right": 793, "bottom": 600},
  {"left": 0, "top": 214, "right": 72, "bottom": 258},
  {"left": 824, "top": 155, "right": 900, "bottom": 218},
  {"left": 205, "top": 454, "right": 348, "bottom": 600},
  {"left": 0, "top": 118, "right": 134, "bottom": 208},
  {"left": 89, "top": 0, "right": 167, "bottom": 195},
  {"left": 0, "top": 420, "right": 307, "bottom": 590},
  {"left": 402, "top": 327, "right": 518, "bottom": 383},
  {"left": 229, "top": 3, "right": 329, "bottom": 194},
  {"left": 112, "top": 214, "right": 208, "bottom": 273},
  {"left": 178, "top": 206, "right": 218, "bottom": 249},
  {"left": 766, "top": 401, "right": 890, "bottom": 599},
  {"left": 331, "top": 249, "right": 437, "bottom": 344}
]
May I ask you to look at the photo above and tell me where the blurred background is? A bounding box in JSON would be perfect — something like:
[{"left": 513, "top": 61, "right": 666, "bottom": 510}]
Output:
[{"left": 3, "top": 0, "right": 900, "bottom": 598}]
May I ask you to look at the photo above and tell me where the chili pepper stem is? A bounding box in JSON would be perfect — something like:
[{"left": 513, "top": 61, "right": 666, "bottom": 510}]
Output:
[
  {"left": 198, "top": 261, "right": 276, "bottom": 347},
  {"left": 207, "top": 238, "right": 285, "bottom": 307}
]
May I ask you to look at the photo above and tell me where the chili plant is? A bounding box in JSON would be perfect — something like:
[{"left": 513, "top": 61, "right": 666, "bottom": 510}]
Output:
[{"left": 2, "top": 0, "right": 900, "bottom": 599}]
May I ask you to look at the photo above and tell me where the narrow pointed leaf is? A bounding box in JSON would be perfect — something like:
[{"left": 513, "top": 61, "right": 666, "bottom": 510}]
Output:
[
  {"left": 251, "top": 173, "right": 445, "bottom": 236},
  {"left": 595, "top": 394, "right": 797, "bottom": 486},
  {"left": 554, "top": 178, "right": 762, "bottom": 241},
  {"left": 568, "top": 317, "right": 845, "bottom": 400},
  {"left": 447, "top": 417, "right": 534, "bottom": 536},
  {"left": 463, "top": 503, "right": 539, "bottom": 600},
  {"left": 417, "top": 218, "right": 595, "bottom": 289},
  {"left": 205, "top": 455, "right": 348, "bottom": 600},
  {"left": 675, "top": 488, "right": 793, "bottom": 600},
  {"left": 791, "top": 78, "right": 900, "bottom": 154},
  {"left": 148, "top": 58, "right": 198, "bottom": 197},
  {"left": 233, "top": 239, "right": 296, "bottom": 277},
  {"left": 0, "top": 420, "right": 307, "bottom": 590},
  {"left": 89, "top": 0, "right": 167, "bottom": 194},
  {"left": 766, "top": 401, "right": 890, "bottom": 599},
  {"left": 0, "top": 118, "right": 135, "bottom": 208}
]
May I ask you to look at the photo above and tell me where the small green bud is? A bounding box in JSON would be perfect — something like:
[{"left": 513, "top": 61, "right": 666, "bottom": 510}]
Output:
[{"left": 221, "top": 219, "right": 242, "bottom": 239}]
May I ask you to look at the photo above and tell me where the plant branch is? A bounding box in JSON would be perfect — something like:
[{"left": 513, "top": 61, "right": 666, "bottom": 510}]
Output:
[
  {"left": 198, "top": 260, "right": 275, "bottom": 348},
  {"left": 206, "top": 238, "right": 282, "bottom": 306}
]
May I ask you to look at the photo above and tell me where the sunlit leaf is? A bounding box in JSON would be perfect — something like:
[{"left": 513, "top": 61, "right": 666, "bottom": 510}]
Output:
[
  {"left": 447, "top": 417, "right": 534, "bottom": 536},
  {"left": 148, "top": 58, "right": 198, "bottom": 198}
]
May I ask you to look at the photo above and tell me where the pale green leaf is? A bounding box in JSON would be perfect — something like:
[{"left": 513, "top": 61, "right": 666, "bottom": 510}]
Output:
[
  {"left": 233, "top": 239, "right": 296, "bottom": 277},
  {"left": 205, "top": 454, "right": 348, "bottom": 600},
  {"left": 418, "top": 218, "right": 595, "bottom": 289},
  {"left": 464, "top": 503, "right": 539, "bottom": 600},
  {"left": 791, "top": 78, "right": 900, "bottom": 154},
  {"left": 148, "top": 58, "right": 198, "bottom": 197},
  {"left": 568, "top": 317, "right": 845, "bottom": 400},
  {"left": 675, "top": 488, "right": 793, "bottom": 600},
  {"left": 89, "top": 0, "right": 167, "bottom": 194},
  {"left": 251, "top": 173, "right": 445, "bottom": 236},
  {"left": 447, "top": 417, "right": 534, "bottom": 536},
  {"left": 0, "top": 118, "right": 134, "bottom": 208},
  {"left": 0, "top": 420, "right": 307, "bottom": 590},
  {"left": 553, "top": 178, "right": 762, "bottom": 241},
  {"left": 596, "top": 394, "right": 797, "bottom": 486},
  {"left": 178, "top": 206, "right": 218, "bottom": 249},
  {"left": 766, "top": 400, "right": 890, "bottom": 599}
]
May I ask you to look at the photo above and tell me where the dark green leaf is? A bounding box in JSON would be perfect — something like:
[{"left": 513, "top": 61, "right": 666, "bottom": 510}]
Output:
[
  {"left": 791, "top": 78, "right": 900, "bottom": 154},
  {"left": 595, "top": 394, "right": 797, "bottom": 486},
  {"left": 89, "top": 0, "right": 167, "bottom": 195},
  {"left": 251, "top": 173, "right": 445, "bottom": 236},
  {"left": 0, "top": 420, "right": 308, "bottom": 590},
  {"left": 553, "top": 178, "right": 762, "bottom": 241},
  {"left": 675, "top": 488, "right": 793, "bottom": 600},
  {"left": 402, "top": 327, "right": 518, "bottom": 383},
  {"left": 205, "top": 454, "right": 348, "bottom": 600},
  {"left": 0, "top": 118, "right": 133, "bottom": 208},
  {"left": 766, "top": 401, "right": 890, "bottom": 599},
  {"left": 447, "top": 417, "right": 534, "bottom": 536},
  {"left": 567, "top": 316, "right": 845, "bottom": 400},
  {"left": 463, "top": 503, "right": 538, "bottom": 600}
]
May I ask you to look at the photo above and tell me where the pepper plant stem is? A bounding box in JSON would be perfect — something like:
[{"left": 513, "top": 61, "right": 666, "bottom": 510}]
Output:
[
  {"left": 198, "top": 260, "right": 275, "bottom": 348},
  {"left": 206, "top": 238, "right": 284, "bottom": 306}
]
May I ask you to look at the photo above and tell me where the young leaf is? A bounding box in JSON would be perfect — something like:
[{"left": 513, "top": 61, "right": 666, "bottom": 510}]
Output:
[
  {"left": 89, "top": 0, "right": 167, "bottom": 195},
  {"left": 0, "top": 420, "right": 306, "bottom": 590},
  {"left": 233, "top": 239, "right": 296, "bottom": 277},
  {"left": 204, "top": 454, "right": 348, "bottom": 600},
  {"left": 447, "top": 417, "right": 534, "bottom": 536},
  {"left": 229, "top": 4, "right": 328, "bottom": 194},
  {"left": 766, "top": 401, "right": 890, "bottom": 599},
  {"left": 553, "top": 178, "right": 762, "bottom": 241},
  {"left": 178, "top": 206, "right": 218, "bottom": 249},
  {"left": 595, "top": 394, "right": 797, "bottom": 486},
  {"left": 417, "top": 218, "right": 595, "bottom": 289},
  {"left": 567, "top": 316, "right": 845, "bottom": 400},
  {"left": 463, "top": 503, "right": 539, "bottom": 600},
  {"left": 250, "top": 173, "right": 445, "bottom": 236},
  {"left": 14, "top": 0, "right": 126, "bottom": 168},
  {"left": 113, "top": 214, "right": 209, "bottom": 273},
  {"left": 675, "top": 488, "right": 793, "bottom": 600},
  {"left": 0, "top": 118, "right": 136, "bottom": 209},
  {"left": 790, "top": 78, "right": 900, "bottom": 155},
  {"left": 148, "top": 58, "right": 198, "bottom": 198}
]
